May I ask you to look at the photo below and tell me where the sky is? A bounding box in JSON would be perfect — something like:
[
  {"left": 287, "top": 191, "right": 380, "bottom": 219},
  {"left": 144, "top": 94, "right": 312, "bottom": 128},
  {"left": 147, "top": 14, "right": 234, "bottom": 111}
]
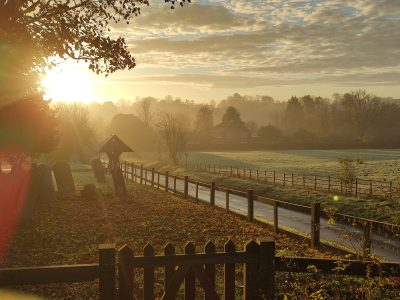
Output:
[{"left": 57, "top": 0, "right": 400, "bottom": 102}]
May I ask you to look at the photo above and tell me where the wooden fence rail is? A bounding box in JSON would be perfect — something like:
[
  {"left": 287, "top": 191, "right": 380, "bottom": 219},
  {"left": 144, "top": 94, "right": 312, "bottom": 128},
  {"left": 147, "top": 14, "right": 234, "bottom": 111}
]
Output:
[
  {"left": 2, "top": 243, "right": 400, "bottom": 299},
  {"left": 185, "top": 160, "right": 397, "bottom": 199},
  {"left": 112, "top": 161, "right": 400, "bottom": 257}
]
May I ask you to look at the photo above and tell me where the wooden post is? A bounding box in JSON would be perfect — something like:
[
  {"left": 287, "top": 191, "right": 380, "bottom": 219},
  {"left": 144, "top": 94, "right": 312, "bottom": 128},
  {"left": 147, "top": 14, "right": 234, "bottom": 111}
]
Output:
[
  {"left": 265, "top": 170, "right": 267, "bottom": 182},
  {"left": 174, "top": 176, "right": 177, "bottom": 193},
  {"left": 273, "top": 171, "right": 276, "bottom": 184},
  {"left": 143, "top": 244, "right": 154, "bottom": 300},
  {"left": 249, "top": 169, "right": 252, "bottom": 179},
  {"left": 230, "top": 166, "right": 233, "bottom": 176},
  {"left": 226, "top": 190, "right": 230, "bottom": 212},
  {"left": 140, "top": 164, "right": 143, "bottom": 184},
  {"left": 195, "top": 182, "right": 199, "bottom": 202},
  {"left": 311, "top": 202, "right": 320, "bottom": 248},
  {"left": 303, "top": 174, "right": 305, "bottom": 188},
  {"left": 184, "top": 242, "right": 196, "bottom": 299},
  {"left": 123, "top": 161, "right": 127, "bottom": 178},
  {"left": 258, "top": 238, "right": 275, "bottom": 299},
  {"left": 283, "top": 173, "right": 286, "bottom": 187},
  {"left": 157, "top": 172, "right": 160, "bottom": 188},
  {"left": 210, "top": 182, "right": 215, "bottom": 206},
  {"left": 165, "top": 171, "right": 169, "bottom": 192},
  {"left": 224, "top": 240, "right": 235, "bottom": 300},
  {"left": 219, "top": 164, "right": 221, "bottom": 174},
  {"left": 164, "top": 243, "right": 175, "bottom": 291},
  {"left": 99, "top": 244, "right": 116, "bottom": 300},
  {"left": 247, "top": 189, "right": 254, "bottom": 222},
  {"left": 184, "top": 176, "right": 189, "bottom": 199},
  {"left": 145, "top": 168, "right": 148, "bottom": 185},
  {"left": 355, "top": 178, "right": 358, "bottom": 196},
  {"left": 213, "top": 164, "right": 216, "bottom": 173},
  {"left": 291, "top": 173, "right": 294, "bottom": 187},
  {"left": 256, "top": 170, "right": 259, "bottom": 181},
  {"left": 118, "top": 245, "right": 134, "bottom": 300},
  {"left": 243, "top": 241, "right": 259, "bottom": 300},
  {"left": 273, "top": 202, "right": 278, "bottom": 233},
  {"left": 130, "top": 163, "right": 134, "bottom": 181},
  {"left": 151, "top": 168, "right": 155, "bottom": 186},
  {"left": 314, "top": 175, "right": 317, "bottom": 190},
  {"left": 363, "top": 221, "right": 372, "bottom": 257},
  {"left": 204, "top": 241, "right": 216, "bottom": 300},
  {"left": 328, "top": 176, "right": 331, "bottom": 192}
]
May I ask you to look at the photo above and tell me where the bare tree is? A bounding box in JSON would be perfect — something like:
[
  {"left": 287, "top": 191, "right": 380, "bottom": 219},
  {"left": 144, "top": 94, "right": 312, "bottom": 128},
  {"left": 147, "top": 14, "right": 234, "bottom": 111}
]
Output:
[
  {"left": 136, "top": 97, "right": 154, "bottom": 126},
  {"left": 156, "top": 113, "right": 188, "bottom": 164}
]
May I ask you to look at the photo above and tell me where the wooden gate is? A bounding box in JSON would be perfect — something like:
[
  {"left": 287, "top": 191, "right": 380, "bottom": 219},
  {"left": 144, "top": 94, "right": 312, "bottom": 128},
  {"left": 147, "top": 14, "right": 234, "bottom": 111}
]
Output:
[{"left": 118, "top": 239, "right": 275, "bottom": 300}]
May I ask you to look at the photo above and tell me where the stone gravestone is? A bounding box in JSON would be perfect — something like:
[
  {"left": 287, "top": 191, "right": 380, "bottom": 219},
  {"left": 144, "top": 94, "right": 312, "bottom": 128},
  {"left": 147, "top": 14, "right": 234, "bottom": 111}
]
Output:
[
  {"left": 91, "top": 158, "right": 106, "bottom": 183},
  {"left": 81, "top": 184, "right": 97, "bottom": 200},
  {"left": 53, "top": 162, "right": 75, "bottom": 197},
  {"left": 36, "top": 164, "right": 57, "bottom": 201}
]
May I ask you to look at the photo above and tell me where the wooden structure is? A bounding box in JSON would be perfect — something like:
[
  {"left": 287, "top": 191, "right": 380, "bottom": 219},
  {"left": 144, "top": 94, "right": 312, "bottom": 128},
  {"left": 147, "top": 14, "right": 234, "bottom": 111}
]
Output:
[
  {"left": 99, "top": 135, "right": 133, "bottom": 198},
  {"left": 1, "top": 240, "right": 400, "bottom": 300},
  {"left": 110, "top": 161, "right": 400, "bottom": 256}
]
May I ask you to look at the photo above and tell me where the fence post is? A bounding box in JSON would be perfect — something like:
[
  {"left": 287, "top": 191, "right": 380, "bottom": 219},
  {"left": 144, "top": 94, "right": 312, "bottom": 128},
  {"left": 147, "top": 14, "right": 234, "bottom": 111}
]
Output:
[
  {"left": 355, "top": 179, "right": 358, "bottom": 196},
  {"left": 118, "top": 245, "right": 134, "bottom": 300},
  {"left": 123, "top": 161, "right": 127, "bottom": 178},
  {"left": 311, "top": 202, "right": 320, "bottom": 248},
  {"left": 314, "top": 175, "right": 317, "bottom": 190},
  {"left": 99, "top": 244, "right": 116, "bottom": 300},
  {"left": 130, "top": 163, "right": 134, "bottom": 181},
  {"left": 151, "top": 168, "right": 155, "bottom": 186},
  {"left": 195, "top": 182, "right": 199, "bottom": 202},
  {"left": 363, "top": 221, "right": 372, "bottom": 257},
  {"left": 165, "top": 171, "right": 169, "bottom": 192},
  {"left": 247, "top": 189, "right": 254, "bottom": 222},
  {"left": 174, "top": 176, "right": 177, "bottom": 193},
  {"left": 256, "top": 170, "right": 259, "bottom": 181},
  {"left": 303, "top": 174, "right": 305, "bottom": 188},
  {"left": 328, "top": 176, "right": 331, "bottom": 192},
  {"left": 230, "top": 166, "right": 233, "bottom": 176},
  {"left": 273, "top": 202, "right": 278, "bottom": 233},
  {"left": 243, "top": 241, "right": 259, "bottom": 300},
  {"left": 210, "top": 182, "right": 215, "bottom": 206},
  {"left": 258, "top": 238, "right": 275, "bottom": 299},
  {"left": 291, "top": 173, "right": 294, "bottom": 187},
  {"left": 140, "top": 164, "right": 143, "bottom": 184},
  {"left": 184, "top": 176, "right": 189, "bottom": 199},
  {"left": 273, "top": 171, "right": 276, "bottom": 184},
  {"left": 226, "top": 190, "right": 230, "bottom": 211},
  {"left": 283, "top": 173, "right": 286, "bottom": 187}
]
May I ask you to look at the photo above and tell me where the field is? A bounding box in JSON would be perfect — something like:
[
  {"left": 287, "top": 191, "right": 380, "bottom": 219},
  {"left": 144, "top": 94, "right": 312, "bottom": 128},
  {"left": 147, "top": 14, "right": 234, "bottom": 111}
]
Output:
[
  {"left": 184, "top": 149, "right": 400, "bottom": 181},
  {"left": 3, "top": 168, "right": 399, "bottom": 299},
  {"left": 125, "top": 150, "right": 400, "bottom": 224}
]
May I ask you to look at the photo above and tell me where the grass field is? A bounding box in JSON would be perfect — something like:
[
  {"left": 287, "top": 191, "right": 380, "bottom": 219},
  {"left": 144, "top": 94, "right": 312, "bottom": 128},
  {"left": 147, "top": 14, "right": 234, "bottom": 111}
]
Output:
[
  {"left": 124, "top": 151, "right": 400, "bottom": 224},
  {"left": 182, "top": 149, "right": 400, "bottom": 181},
  {"left": 3, "top": 168, "right": 399, "bottom": 299}
]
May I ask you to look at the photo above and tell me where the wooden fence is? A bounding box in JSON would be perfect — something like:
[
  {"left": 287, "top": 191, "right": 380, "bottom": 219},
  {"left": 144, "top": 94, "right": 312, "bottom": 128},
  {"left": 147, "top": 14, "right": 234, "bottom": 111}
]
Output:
[
  {"left": 2, "top": 240, "right": 400, "bottom": 300},
  {"left": 116, "top": 161, "right": 400, "bottom": 257},
  {"left": 185, "top": 160, "right": 397, "bottom": 199}
]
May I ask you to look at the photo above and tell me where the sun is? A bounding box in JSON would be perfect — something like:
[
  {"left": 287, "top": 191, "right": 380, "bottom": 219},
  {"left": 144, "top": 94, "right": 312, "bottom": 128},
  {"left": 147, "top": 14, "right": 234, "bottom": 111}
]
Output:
[{"left": 41, "top": 60, "right": 96, "bottom": 103}]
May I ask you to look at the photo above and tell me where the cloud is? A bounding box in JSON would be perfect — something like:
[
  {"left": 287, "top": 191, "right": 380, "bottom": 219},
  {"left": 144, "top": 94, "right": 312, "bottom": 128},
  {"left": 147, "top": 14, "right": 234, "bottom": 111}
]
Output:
[{"left": 111, "top": 0, "right": 400, "bottom": 94}]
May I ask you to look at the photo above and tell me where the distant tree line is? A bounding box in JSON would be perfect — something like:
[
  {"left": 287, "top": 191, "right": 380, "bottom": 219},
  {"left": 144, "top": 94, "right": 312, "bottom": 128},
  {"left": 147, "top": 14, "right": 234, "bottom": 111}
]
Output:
[{"left": 26, "top": 90, "right": 400, "bottom": 164}]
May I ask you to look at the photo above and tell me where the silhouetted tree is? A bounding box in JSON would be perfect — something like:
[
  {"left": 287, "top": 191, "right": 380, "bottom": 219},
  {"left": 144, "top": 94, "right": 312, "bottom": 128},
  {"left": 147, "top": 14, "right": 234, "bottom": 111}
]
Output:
[
  {"left": 222, "top": 106, "right": 243, "bottom": 124},
  {"left": 136, "top": 97, "right": 155, "bottom": 126},
  {"left": 108, "top": 113, "right": 158, "bottom": 152},
  {"left": 0, "top": 0, "right": 189, "bottom": 104},
  {"left": 194, "top": 105, "right": 213, "bottom": 136},
  {"left": 258, "top": 125, "right": 283, "bottom": 141},
  {"left": 245, "top": 121, "right": 258, "bottom": 137},
  {"left": 50, "top": 104, "right": 96, "bottom": 163},
  {"left": 157, "top": 113, "right": 188, "bottom": 164},
  {"left": 0, "top": 95, "right": 58, "bottom": 156},
  {"left": 284, "top": 96, "right": 304, "bottom": 132}
]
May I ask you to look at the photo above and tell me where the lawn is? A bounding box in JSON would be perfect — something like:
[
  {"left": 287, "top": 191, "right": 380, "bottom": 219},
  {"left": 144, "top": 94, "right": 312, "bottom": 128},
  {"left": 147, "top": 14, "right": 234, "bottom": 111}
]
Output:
[{"left": 133, "top": 149, "right": 400, "bottom": 181}]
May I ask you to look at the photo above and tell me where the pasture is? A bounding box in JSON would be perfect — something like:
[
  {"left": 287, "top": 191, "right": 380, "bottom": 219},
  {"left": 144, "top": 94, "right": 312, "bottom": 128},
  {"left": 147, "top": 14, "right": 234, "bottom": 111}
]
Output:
[{"left": 184, "top": 149, "right": 400, "bottom": 181}]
